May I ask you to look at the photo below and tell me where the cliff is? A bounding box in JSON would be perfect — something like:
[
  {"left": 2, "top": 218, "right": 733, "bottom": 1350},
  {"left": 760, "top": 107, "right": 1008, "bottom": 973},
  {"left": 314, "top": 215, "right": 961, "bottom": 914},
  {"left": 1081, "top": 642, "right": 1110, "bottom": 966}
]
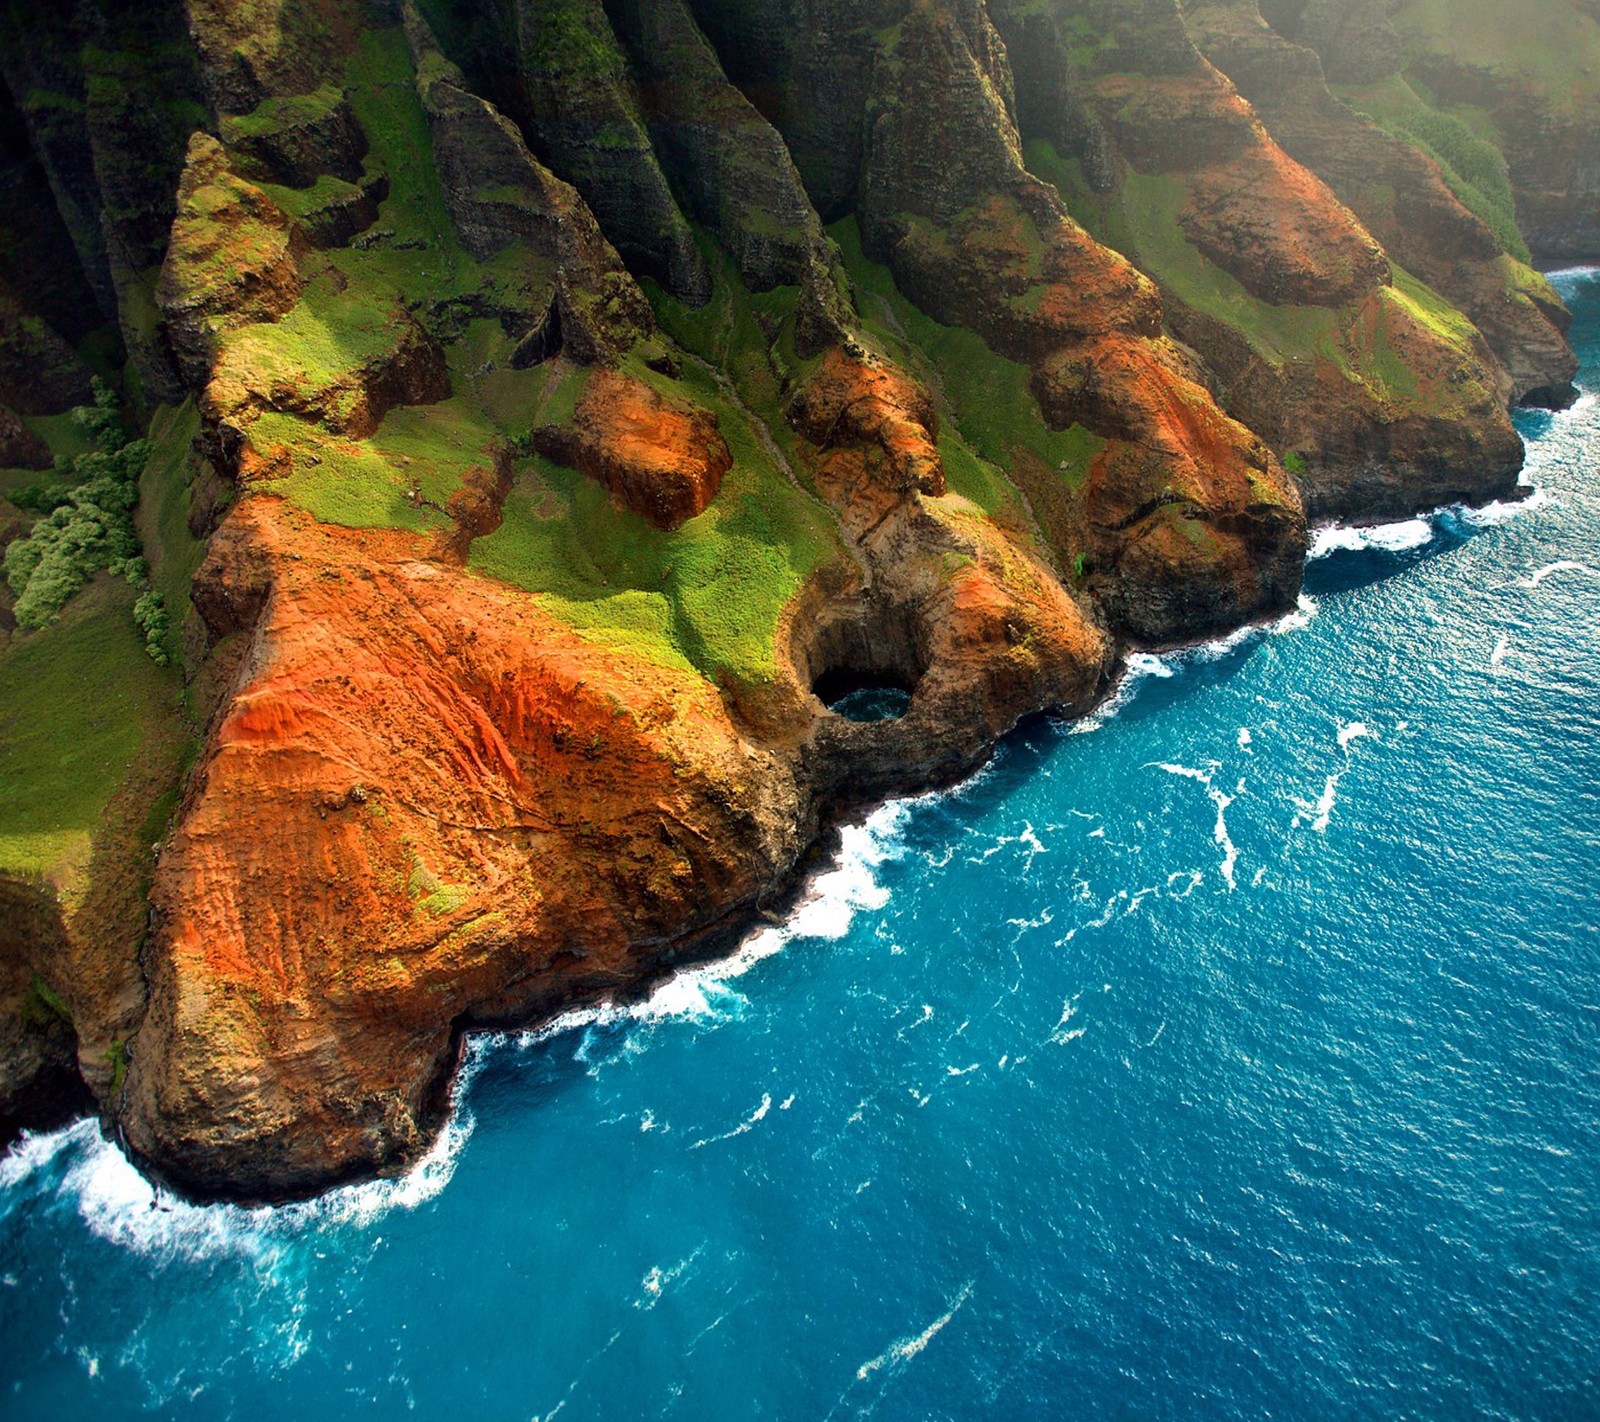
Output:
[{"left": 0, "top": 0, "right": 1588, "bottom": 1202}]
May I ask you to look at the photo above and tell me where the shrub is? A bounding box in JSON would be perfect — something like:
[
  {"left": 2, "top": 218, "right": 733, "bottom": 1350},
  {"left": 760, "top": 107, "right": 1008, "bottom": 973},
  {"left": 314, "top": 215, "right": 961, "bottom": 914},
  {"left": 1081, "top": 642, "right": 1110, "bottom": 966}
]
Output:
[
  {"left": 4, "top": 379, "right": 160, "bottom": 654},
  {"left": 133, "top": 590, "right": 171, "bottom": 665}
]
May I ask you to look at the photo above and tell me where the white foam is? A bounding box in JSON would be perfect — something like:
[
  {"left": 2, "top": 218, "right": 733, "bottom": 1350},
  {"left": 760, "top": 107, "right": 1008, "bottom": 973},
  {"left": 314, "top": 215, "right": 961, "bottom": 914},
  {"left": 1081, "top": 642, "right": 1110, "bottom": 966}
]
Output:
[
  {"left": 0, "top": 1037, "right": 491, "bottom": 1262},
  {"left": 515, "top": 796, "right": 920, "bottom": 1059},
  {"left": 1300, "top": 773, "right": 1342, "bottom": 835},
  {"left": 1309, "top": 517, "right": 1435, "bottom": 559},
  {"left": 1490, "top": 634, "right": 1512, "bottom": 670},
  {"left": 690, "top": 1094, "right": 773, "bottom": 1150},
  {"left": 855, "top": 1281, "right": 975, "bottom": 1381},
  {"left": 1152, "top": 761, "right": 1241, "bottom": 890},
  {"left": 636, "top": 1248, "right": 702, "bottom": 1309},
  {"left": 1167, "top": 869, "right": 1204, "bottom": 899},
  {"left": 1237, "top": 727, "right": 1252, "bottom": 749},
  {"left": 1451, "top": 484, "right": 1552, "bottom": 527},
  {"left": 0, "top": 1120, "right": 79, "bottom": 1190},
  {"left": 1518, "top": 559, "right": 1600, "bottom": 589},
  {"left": 1073, "top": 596, "right": 1316, "bottom": 736},
  {"left": 1336, "top": 721, "right": 1372, "bottom": 752},
  {"left": 1050, "top": 997, "right": 1086, "bottom": 1046},
  {"left": 1211, "top": 780, "right": 1241, "bottom": 891}
]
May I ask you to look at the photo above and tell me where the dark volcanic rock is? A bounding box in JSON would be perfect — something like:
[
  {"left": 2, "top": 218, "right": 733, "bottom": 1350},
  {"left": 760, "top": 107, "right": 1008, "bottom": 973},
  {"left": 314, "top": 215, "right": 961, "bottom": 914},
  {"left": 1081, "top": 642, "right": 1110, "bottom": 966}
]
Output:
[
  {"left": 496, "top": 0, "right": 710, "bottom": 303},
  {"left": 224, "top": 86, "right": 369, "bottom": 188},
  {"left": 405, "top": 7, "right": 653, "bottom": 364}
]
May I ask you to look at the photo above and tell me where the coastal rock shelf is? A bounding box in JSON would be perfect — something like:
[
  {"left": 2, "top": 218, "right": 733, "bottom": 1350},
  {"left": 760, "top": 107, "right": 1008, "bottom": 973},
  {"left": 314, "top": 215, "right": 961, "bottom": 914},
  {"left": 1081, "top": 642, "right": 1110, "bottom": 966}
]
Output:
[{"left": 0, "top": 0, "right": 1595, "bottom": 1202}]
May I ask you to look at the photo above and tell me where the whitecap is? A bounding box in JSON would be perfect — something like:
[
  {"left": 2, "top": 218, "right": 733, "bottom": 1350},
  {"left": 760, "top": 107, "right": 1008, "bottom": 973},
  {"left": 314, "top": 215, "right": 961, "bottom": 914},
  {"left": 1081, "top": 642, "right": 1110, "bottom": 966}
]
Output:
[
  {"left": 1302, "top": 773, "right": 1342, "bottom": 835},
  {"left": 1309, "top": 517, "right": 1435, "bottom": 559},
  {"left": 1336, "top": 721, "right": 1372, "bottom": 752},
  {"left": 1069, "top": 652, "right": 1173, "bottom": 735},
  {"left": 1074, "top": 596, "right": 1315, "bottom": 736},
  {"left": 689, "top": 1094, "right": 773, "bottom": 1150},
  {"left": 854, "top": 1281, "right": 975, "bottom": 1381},
  {"left": 1517, "top": 559, "right": 1600, "bottom": 590},
  {"left": 1211, "top": 780, "right": 1241, "bottom": 891},
  {"left": 636, "top": 1248, "right": 703, "bottom": 1309},
  {"left": 1449, "top": 485, "right": 1552, "bottom": 527},
  {"left": 1151, "top": 762, "right": 1240, "bottom": 889},
  {"left": 0, "top": 1037, "right": 490, "bottom": 1262}
]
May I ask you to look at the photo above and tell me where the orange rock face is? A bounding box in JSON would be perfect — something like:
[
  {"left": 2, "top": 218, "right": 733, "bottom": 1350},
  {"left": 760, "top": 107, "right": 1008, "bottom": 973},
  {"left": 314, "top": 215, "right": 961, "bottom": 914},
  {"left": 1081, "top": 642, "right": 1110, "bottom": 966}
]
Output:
[
  {"left": 125, "top": 495, "right": 802, "bottom": 1197},
  {"left": 788, "top": 349, "right": 946, "bottom": 500},
  {"left": 534, "top": 369, "right": 731, "bottom": 529}
]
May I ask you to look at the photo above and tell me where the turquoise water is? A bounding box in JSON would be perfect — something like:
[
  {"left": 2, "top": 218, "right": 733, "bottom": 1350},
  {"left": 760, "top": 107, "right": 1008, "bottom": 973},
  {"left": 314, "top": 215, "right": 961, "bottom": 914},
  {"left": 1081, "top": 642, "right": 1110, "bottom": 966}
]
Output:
[{"left": 4, "top": 269, "right": 1600, "bottom": 1420}]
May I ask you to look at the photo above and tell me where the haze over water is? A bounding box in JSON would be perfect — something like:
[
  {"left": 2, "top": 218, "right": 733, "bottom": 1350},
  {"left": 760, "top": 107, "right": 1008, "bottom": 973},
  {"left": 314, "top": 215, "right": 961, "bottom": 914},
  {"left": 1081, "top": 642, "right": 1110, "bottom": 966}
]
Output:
[{"left": 4, "top": 271, "right": 1599, "bottom": 1421}]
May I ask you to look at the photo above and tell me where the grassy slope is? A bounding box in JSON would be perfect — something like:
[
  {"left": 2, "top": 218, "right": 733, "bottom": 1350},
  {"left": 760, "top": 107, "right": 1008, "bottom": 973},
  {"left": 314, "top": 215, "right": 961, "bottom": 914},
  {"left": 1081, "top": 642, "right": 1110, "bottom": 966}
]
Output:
[
  {"left": 1330, "top": 72, "right": 1538, "bottom": 269},
  {"left": 228, "top": 28, "right": 843, "bottom": 688},
  {"left": 0, "top": 577, "right": 179, "bottom": 888},
  {"left": 1025, "top": 141, "right": 1493, "bottom": 421},
  {"left": 137, "top": 401, "right": 209, "bottom": 665},
  {"left": 827, "top": 218, "right": 1103, "bottom": 523},
  {"left": 1390, "top": 0, "right": 1600, "bottom": 117}
]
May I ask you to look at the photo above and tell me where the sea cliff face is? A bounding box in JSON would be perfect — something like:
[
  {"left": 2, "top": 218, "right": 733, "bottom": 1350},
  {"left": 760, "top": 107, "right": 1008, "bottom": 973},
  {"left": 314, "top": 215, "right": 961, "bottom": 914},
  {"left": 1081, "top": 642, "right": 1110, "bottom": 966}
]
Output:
[{"left": 0, "top": 0, "right": 1591, "bottom": 1202}]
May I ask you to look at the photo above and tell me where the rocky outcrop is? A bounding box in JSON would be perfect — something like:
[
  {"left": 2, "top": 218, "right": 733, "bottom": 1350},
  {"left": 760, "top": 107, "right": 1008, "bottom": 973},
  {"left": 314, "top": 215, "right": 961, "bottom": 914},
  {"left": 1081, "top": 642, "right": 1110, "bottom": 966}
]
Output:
[
  {"left": 0, "top": 879, "right": 92, "bottom": 1146},
  {"left": 222, "top": 85, "right": 368, "bottom": 188},
  {"left": 0, "top": 0, "right": 206, "bottom": 407},
  {"left": 606, "top": 0, "right": 854, "bottom": 351},
  {"left": 789, "top": 349, "right": 946, "bottom": 500},
  {"left": 985, "top": 0, "right": 1526, "bottom": 518},
  {"left": 0, "top": 277, "right": 94, "bottom": 417},
  {"left": 855, "top": 0, "right": 1307, "bottom": 641},
  {"left": 533, "top": 368, "right": 731, "bottom": 527},
  {"left": 495, "top": 0, "right": 710, "bottom": 303},
  {"left": 182, "top": 0, "right": 348, "bottom": 115},
  {"left": 0, "top": 403, "right": 50, "bottom": 469},
  {"left": 405, "top": 9, "right": 653, "bottom": 364},
  {"left": 1254, "top": 0, "right": 1600, "bottom": 266},
  {"left": 156, "top": 133, "right": 307, "bottom": 390}
]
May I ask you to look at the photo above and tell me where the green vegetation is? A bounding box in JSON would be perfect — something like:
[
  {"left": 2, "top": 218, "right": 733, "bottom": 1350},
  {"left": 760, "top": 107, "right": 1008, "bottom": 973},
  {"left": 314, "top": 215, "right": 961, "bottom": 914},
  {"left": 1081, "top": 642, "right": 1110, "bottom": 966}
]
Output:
[
  {"left": 216, "top": 274, "right": 414, "bottom": 427},
  {"left": 105, "top": 1038, "right": 128, "bottom": 1094},
  {"left": 19, "top": 973, "right": 72, "bottom": 1029},
  {"left": 329, "top": 27, "right": 477, "bottom": 304},
  {"left": 240, "top": 36, "right": 841, "bottom": 691},
  {"left": 136, "top": 402, "right": 209, "bottom": 667},
  {"left": 221, "top": 83, "right": 344, "bottom": 143},
  {"left": 256, "top": 399, "right": 483, "bottom": 534},
  {"left": 472, "top": 355, "right": 840, "bottom": 686},
  {"left": 0, "top": 576, "right": 178, "bottom": 878},
  {"left": 1029, "top": 143, "right": 1344, "bottom": 367},
  {"left": 1334, "top": 74, "right": 1530, "bottom": 260},
  {"left": 829, "top": 216, "right": 1104, "bottom": 496},
  {"left": 1391, "top": 0, "right": 1600, "bottom": 117},
  {"left": 1026, "top": 141, "right": 1492, "bottom": 419},
  {"left": 3, "top": 381, "right": 152, "bottom": 635},
  {"left": 1387, "top": 263, "right": 1479, "bottom": 352}
]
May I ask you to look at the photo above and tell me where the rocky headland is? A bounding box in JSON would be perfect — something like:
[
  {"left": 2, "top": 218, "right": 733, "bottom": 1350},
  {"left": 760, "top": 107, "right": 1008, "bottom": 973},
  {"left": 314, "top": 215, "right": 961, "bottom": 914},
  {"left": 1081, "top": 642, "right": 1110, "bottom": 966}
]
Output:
[{"left": 0, "top": 0, "right": 1592, "bottom": 1201}]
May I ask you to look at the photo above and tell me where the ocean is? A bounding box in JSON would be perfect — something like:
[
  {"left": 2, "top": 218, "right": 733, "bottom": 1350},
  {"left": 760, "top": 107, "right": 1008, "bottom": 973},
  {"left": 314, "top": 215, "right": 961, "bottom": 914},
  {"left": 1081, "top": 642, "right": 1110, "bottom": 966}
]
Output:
[{"left": 3, "top": 268, "right": 1598, "bottom": 1421}]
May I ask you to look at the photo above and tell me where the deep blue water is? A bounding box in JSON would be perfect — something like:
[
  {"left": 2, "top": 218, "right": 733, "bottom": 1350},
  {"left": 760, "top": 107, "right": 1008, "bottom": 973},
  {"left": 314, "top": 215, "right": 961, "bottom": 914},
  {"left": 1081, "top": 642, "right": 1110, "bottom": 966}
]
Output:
[{"left": 4, "top": 270, "right": 1600, "bottom": 1421}]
